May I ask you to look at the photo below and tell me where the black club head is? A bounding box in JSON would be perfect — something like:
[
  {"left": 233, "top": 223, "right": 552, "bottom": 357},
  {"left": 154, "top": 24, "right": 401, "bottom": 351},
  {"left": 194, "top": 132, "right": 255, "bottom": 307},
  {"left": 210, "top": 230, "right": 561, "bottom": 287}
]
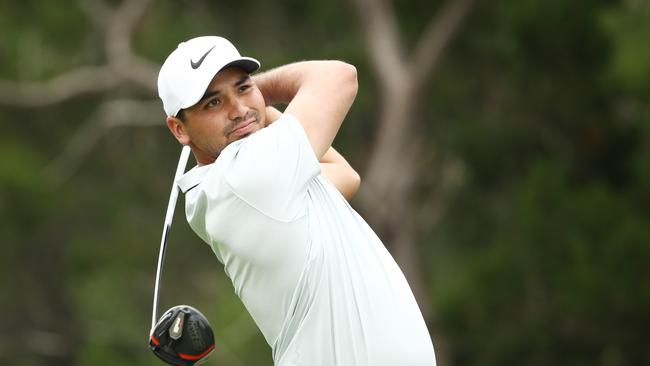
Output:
[{"left": 149, "top": 305, "right": 215, "bottom": 366}]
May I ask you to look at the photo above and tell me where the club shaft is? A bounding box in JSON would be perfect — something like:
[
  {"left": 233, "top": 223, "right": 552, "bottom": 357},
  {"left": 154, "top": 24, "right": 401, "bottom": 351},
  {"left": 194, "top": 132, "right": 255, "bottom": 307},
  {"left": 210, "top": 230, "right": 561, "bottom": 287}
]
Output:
[{"left": 151, "top": 145, "right": 192, "bottom": 332}]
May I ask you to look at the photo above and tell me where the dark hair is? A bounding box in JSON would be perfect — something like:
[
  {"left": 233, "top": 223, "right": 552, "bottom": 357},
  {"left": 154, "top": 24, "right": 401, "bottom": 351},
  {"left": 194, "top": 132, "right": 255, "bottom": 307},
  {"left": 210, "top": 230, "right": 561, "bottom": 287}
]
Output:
[{"left": 176, "top": 109, "right": 186, "bottom": 122}]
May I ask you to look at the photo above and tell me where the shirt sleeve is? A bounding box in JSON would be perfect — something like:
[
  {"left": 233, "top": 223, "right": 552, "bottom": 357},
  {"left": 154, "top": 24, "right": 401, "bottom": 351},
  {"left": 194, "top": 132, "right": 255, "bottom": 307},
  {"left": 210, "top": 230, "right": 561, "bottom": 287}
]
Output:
[{"left": 223, "top": 113, "right": 321, "bottom": 222}]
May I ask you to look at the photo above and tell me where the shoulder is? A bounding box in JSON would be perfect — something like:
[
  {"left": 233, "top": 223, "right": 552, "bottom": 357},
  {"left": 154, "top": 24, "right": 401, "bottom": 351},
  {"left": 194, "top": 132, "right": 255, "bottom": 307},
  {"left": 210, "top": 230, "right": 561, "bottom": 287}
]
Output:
[
  {"left": 247, "top": 113, "right": 304, "bottom": 143},
  {"left": 218, "top": 113, "right": 320, "bottom": 220},
  {"left": 226, "top": 113, "right": 317, "bottom": 180}
]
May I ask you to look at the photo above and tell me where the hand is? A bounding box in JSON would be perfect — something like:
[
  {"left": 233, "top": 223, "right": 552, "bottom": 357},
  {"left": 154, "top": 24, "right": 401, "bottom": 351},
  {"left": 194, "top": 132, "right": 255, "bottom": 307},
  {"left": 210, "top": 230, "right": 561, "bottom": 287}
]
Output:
[
  {"left": 253, "top": 61, "right": 358, "bottom": 159},
  {"left": 265, "top": 106, "right": 282, "bottom": 126}
]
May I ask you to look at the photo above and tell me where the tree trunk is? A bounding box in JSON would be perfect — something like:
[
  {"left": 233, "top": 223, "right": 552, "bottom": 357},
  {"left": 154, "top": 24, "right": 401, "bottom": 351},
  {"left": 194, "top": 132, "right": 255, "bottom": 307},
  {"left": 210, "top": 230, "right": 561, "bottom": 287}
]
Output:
[{"left": 349, "top": 1, "right": 477, "bottom": 365}]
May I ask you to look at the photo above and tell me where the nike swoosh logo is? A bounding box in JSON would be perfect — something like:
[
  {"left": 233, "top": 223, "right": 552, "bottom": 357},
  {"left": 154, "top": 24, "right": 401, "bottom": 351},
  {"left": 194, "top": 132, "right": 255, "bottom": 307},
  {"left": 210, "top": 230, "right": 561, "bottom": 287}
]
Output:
[{"left": 190, "top": 45, "right": 216, "bottom": 69}]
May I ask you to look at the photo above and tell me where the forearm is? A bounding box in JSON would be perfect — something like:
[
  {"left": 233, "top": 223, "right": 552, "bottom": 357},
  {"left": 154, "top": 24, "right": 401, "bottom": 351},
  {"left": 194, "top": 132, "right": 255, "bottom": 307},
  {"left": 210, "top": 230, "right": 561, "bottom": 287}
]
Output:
[
  {"left": 254, "top": 61, "right": 329, "bottom": 105},
  {"left": 253, "top": 61, "right": 358, "bottom": 159},
  {"left": 319, "top": 147, "right": 360, "bottom": 200},
  {"left": 255, "top": 60, "right": 356, "bottom": 106}
]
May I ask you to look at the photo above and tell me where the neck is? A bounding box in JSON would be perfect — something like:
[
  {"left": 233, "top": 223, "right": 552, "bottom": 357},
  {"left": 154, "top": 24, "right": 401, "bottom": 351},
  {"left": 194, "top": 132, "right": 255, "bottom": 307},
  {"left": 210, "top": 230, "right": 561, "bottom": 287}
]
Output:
[{"left": 193, "top": 149, "right": 217, "bottom": 166}]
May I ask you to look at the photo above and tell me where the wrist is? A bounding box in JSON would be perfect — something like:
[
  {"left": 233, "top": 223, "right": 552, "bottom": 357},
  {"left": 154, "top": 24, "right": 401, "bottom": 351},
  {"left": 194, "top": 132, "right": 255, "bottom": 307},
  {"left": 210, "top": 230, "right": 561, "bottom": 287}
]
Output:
[{"left": 253, "top": 63, "right": 303, "bottom": 105}]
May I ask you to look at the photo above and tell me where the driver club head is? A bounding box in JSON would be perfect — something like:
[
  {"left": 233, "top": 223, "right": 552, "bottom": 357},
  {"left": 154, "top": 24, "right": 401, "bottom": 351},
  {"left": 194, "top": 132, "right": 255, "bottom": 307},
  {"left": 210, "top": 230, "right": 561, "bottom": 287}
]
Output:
[{"left": 149, "top": 305, "right": 215, "bottom": 366}]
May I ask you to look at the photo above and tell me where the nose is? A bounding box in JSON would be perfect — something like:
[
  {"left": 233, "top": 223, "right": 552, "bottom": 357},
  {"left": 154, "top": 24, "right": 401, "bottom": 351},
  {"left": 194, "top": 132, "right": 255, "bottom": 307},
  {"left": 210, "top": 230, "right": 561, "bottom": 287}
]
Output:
[{"left": 227, "top": 97, "right": 248, "bottom": 121}]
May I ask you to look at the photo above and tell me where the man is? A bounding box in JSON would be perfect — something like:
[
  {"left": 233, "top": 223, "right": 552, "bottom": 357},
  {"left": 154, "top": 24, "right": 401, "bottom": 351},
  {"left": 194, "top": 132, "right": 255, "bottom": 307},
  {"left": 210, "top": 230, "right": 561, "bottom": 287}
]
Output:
[{"left": 158, "top": 36, "right": 436, "bottom": 365}]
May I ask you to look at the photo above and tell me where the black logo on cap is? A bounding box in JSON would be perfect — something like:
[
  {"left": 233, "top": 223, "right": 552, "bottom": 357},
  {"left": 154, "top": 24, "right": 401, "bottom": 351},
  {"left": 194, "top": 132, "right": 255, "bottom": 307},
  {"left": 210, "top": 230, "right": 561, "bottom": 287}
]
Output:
[{"left": 190, "top": 46, "right": 216, "bottom": 69}]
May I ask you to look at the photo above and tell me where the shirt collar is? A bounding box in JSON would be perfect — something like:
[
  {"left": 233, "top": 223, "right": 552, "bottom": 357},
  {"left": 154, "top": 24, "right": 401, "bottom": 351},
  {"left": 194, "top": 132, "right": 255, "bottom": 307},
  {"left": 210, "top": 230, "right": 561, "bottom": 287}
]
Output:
[
  {"left": 177, "top": 138, "right": 247, "bottom": 193},
  {"left": 177, "top": 165, "right": 210, "bottom": 193}
]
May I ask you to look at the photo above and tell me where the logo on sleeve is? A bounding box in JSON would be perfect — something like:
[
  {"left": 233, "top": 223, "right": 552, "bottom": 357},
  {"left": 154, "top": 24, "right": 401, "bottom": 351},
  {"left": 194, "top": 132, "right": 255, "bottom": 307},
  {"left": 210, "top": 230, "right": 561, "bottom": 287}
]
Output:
[{"left": 190, "top": 46, "right": 216, "bottom": 69}]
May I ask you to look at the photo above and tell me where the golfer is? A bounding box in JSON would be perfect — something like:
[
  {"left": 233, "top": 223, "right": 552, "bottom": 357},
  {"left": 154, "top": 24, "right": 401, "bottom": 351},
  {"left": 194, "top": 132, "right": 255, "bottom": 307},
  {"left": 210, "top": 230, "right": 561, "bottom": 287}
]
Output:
[{"left": 158, "top": 36, "right": 436, "bottom": 366}]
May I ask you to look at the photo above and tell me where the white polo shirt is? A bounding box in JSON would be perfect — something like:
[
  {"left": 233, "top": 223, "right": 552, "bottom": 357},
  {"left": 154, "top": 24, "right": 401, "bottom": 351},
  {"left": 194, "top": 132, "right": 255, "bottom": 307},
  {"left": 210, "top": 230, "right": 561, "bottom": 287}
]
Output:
[{"left": 177, "top": 114, "right": 435, "bottom": 366}]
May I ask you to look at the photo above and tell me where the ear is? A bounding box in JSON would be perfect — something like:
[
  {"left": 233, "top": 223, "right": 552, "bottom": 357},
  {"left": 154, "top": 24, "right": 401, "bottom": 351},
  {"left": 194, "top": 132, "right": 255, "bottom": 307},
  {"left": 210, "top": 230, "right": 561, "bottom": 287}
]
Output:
[{"left": 166, "top": 116, "right": 191, "bottom": 145}]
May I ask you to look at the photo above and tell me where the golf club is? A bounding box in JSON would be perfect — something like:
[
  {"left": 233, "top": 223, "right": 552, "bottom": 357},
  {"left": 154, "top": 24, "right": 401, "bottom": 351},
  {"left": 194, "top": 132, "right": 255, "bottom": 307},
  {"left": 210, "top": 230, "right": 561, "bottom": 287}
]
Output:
[{"left": 148, "top": 145, "right": 215, "bottom": 366}]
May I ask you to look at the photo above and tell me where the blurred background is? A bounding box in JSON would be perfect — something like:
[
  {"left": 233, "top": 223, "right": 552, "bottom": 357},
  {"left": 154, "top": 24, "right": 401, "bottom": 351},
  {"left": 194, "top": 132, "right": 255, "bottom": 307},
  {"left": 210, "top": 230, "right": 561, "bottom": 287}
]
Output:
[{"left": 1, "top": 0, "right": 649, "bottom": 365}]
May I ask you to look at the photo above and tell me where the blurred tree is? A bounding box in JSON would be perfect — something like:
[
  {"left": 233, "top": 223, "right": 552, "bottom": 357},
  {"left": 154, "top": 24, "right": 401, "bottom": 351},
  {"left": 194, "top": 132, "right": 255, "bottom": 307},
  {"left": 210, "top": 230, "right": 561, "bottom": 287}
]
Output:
[
  {"left": 1, "top": 0, "right": 649, "bottom": 366},
  {"left": 348, "top": 1, "right": 475, "bottom": 363},
  {"left": 430, "top": 0, "right": 650, "bottom": 365},
  {"left": 349, "top": 0, "right": 474, "bottom": 306}
]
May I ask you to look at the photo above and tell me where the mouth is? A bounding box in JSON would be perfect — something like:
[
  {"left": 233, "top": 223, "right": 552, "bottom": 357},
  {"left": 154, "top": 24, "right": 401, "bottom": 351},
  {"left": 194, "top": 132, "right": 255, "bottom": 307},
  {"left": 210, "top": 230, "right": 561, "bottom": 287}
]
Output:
[{"left": 229, "top": 119, "right": 257, "bottom": 138}]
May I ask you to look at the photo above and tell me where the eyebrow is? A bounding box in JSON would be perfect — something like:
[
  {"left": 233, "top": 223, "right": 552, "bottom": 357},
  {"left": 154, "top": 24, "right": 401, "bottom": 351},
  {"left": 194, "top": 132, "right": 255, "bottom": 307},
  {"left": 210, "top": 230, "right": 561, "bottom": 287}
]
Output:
[
  {"left": 197, "top": 75, "right": 252, "bottom": 105},
  {"left": 198, "top": 90, "right": 219, "bottom": 105},
  {"left": 234, "top": 75, "right": 251, "bottom": 87}
]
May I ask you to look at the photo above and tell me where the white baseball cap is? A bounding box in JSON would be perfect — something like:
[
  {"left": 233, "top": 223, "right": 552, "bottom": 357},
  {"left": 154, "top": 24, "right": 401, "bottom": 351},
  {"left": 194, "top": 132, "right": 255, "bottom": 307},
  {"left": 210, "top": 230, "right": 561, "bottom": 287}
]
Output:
[{"left": 157, "top": 36, "right": 261, "bottom": 117}]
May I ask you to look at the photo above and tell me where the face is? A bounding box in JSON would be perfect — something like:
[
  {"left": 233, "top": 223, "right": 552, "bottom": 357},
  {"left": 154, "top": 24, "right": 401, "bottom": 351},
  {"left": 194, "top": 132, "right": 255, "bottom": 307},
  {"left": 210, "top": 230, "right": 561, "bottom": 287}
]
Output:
[{"left": 167, "top": 67, "right": 267, "bottom": 165}]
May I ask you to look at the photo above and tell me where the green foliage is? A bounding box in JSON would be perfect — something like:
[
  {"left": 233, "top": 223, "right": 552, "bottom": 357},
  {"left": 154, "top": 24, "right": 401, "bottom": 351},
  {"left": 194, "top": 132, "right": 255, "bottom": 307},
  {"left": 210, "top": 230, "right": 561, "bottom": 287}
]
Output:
[
  {"left": 0, "top": 0, "right": 89, "bottom": 80},
  {"left": 427, "top": 1, "right": 650, "bottom": 365},
  {"left": 438, "top": 161, "right": 650, "bottom": 365},
  {"left": 600, "top": 1, "right": 650, "bottom": 95},
  {"left": 1, "top": 0, "right": 649, "bottom": 365}
]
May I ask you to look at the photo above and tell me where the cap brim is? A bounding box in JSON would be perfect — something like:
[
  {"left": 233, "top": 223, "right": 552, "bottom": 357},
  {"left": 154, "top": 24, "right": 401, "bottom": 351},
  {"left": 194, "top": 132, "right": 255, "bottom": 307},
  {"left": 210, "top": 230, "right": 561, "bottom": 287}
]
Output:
[{"left": 221, "top": 57, "right": 260, "bottom": 74}]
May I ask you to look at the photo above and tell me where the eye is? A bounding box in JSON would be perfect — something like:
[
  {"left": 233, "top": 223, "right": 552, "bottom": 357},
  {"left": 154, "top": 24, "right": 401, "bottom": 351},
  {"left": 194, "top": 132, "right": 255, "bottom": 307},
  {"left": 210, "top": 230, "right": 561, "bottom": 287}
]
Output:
[
  {"left": 239, "top": 84, "right": 251, "bottom": 93},
  {"left": 206, "top": 98, "right": 221, "bottom": 108}
]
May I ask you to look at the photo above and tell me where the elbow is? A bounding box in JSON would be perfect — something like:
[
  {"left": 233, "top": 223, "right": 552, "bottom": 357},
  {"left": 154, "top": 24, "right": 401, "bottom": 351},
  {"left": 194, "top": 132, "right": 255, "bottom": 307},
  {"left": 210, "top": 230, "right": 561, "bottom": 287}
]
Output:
[
  {"left": 345, "top": 170, "right": 361, "bottom": 200},
  {"left": 351, "top": 170, "right": 361, "bottom": 196},
  {"left": 346, "top": 63, "right": 359, "bottom": 98},
  {"left": 332, "top": 61, "right": 358, "bottom": 98},
  {"left": 342, "top": 62, "right": 358, "bottom": 86}
]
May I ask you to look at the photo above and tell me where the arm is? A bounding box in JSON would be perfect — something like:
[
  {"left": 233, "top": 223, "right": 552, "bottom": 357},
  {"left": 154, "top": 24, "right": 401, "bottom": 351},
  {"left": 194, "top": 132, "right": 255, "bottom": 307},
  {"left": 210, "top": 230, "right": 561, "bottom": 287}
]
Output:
[
  {"left": 266, "top": 105, "right": 360, "bottom": 200},
  {"left": 253, "top": 61, "right": 358, "bottom": 159},
  {"left": 320, "top": 147, "right": 360, "bottom": 200}
]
